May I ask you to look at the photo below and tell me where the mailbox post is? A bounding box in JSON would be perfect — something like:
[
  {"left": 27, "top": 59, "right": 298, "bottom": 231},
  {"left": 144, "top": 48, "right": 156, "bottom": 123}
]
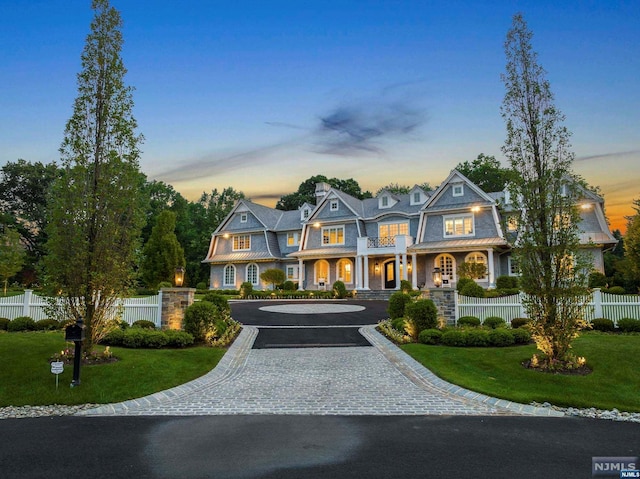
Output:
[{"left": 65, "top": 318, "right": 85, "bottom": 387}]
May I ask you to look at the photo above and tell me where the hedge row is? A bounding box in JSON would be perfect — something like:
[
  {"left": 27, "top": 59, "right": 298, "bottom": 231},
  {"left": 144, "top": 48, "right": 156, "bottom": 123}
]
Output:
[
  {"left": 418, "top": 327, "right": 531, "bottom": 347},
  {"left": 102, "top": 328, "right": 194, "bottom": 348}
]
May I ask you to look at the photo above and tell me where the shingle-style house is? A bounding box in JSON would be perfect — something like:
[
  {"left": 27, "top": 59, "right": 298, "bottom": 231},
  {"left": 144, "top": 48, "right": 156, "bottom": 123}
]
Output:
[{"left": 203, "top": 170, "right": 617, "bottom": 292}]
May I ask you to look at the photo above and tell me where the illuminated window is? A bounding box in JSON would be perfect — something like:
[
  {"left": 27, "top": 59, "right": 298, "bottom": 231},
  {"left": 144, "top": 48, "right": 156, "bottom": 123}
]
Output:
[
  {"left": 337, "top": 259, "right": 353, "bottom": 283},
  {"left": 322, "top": 226, "right": 345, "bottom": 245},
  {"left": 435, "top": 254, "right": 455, "bottom": 283},
  {"left": 315, "top": 260, "right": 329, "bottom": 284},
  {"left": 233, "top": 235, "right": 251, "bottom": 251},
  {"left": 444, "top": 214, "right": 474, "bottom": 237},
  {"left": 379, "top": 222, "right": 409, "bottom": 239},
  {"left": 246, "top": 263, "right": 259, "bottom": 285},
  {"left": 507, "top": 216, "right": 518, "bottom": 232},
  {"left": 223, "top": 264, "right": 236, "bottom": 286},
  {"left": 287, "top": 232, "right": 299, "bottom": 246}
]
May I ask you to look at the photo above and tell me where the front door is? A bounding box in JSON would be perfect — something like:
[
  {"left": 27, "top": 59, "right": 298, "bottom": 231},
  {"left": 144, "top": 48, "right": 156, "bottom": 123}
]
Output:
[{"left": 384, "top": 261, "right": 396, "bottom": 289}]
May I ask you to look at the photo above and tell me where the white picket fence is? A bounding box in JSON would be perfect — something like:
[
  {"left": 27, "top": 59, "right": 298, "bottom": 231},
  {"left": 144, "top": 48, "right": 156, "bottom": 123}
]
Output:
[
  {"left": 456, "top": 288, "right": 640, "bottom": 326},
  {"left": 0, "top": 290, "right": 162, "bottom": 327}
]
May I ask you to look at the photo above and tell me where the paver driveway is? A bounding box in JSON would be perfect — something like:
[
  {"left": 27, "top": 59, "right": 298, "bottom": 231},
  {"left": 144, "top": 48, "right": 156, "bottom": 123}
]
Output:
[{"left": 79, "top": 301, "right": 561, "bottom": 417}]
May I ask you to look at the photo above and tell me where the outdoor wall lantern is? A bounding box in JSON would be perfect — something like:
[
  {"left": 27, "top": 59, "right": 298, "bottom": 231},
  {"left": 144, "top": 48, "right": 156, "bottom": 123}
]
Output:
[
  {"left": 407, "top": 262, "right": 412, "bottom": 273},
  {"left": 432, "top": 267, "right": 442, "bottom": 288},
  {"left": 174, "top": 266, "right": 185, "bottom": 287},
  {"left": 374, "top": 262, "right": 380, "bottom": 273}
]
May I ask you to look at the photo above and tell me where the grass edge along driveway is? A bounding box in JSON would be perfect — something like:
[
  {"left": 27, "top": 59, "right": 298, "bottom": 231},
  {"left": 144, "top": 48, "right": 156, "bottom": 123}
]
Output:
[{"left": 401, "top": 331, "right": 640, "bottom": 413}]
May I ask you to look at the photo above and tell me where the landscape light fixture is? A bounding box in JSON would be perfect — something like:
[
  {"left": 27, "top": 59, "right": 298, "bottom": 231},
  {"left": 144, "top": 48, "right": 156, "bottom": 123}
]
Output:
[
  {"left": 432, "top": 267, "right": 442, "bottom": 288},
  {"left": 175, "top": 266, "right": 185, "bottom": 287}
]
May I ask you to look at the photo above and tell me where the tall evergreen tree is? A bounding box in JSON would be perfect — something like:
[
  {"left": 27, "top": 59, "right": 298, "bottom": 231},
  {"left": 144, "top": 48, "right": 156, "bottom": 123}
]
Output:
[
  {"left": 0, "top": 228, "right": 25, "bottom": 295},
  {"left": 45, "top": 0, "right": 146, "bottom": 347},
  {"left": 501, "top": 14, "right": 589, "bottom": 370},
  {"left": 141, "top": 211, "right": 185, "bottom": 288}
]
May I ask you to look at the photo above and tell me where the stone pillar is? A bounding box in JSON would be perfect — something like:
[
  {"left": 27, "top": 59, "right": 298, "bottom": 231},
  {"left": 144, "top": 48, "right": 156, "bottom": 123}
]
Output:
[
  {"left": 160, "top": 288, "right": 196, "bottom": 330},
  {"left": 421, "top": 288, "right": 457, "bottom": 326}
]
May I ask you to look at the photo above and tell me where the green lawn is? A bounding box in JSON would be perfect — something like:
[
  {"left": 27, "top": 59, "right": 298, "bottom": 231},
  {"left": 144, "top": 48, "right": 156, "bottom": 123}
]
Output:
[
  {"left": 401, "top": 332, "right": 640, "bottom": 412},
  {"left": 0, "top": 331, "right": 226, "bottom": 406}
]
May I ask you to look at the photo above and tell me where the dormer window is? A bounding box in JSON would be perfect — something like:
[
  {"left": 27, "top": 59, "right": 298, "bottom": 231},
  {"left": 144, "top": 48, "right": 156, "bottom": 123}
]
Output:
[
  {"left": 302, "top": 208, "right": 310, "bottom": 220},
  {"left": 560, "top": 184, "right": 569, "bottom": 197},
  {"left": 382, "top": 196, "right": 389, "bottom": 207},
  {"left": 330, "top": 200, "right": 339, "bottom": 211},
  {"left": 240, "top": 213, "right": 247, "bottom": 223},
  {"left": 452, "top": 184, "right": 464, "bottom": 197},
  {"left": 413, "top": 192, "right": 420, "bottom": 203}
]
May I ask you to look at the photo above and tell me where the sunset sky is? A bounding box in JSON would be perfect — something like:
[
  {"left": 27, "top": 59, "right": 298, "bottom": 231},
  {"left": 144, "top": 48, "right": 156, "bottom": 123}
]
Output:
[{"left": 1, "top": 0, "right": 638, "bottom": 232}]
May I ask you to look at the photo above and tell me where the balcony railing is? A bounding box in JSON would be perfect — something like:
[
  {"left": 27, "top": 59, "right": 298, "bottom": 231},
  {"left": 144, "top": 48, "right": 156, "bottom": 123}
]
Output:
[{"left": 367, "top": 236, "right": 395, "bottom": 248}]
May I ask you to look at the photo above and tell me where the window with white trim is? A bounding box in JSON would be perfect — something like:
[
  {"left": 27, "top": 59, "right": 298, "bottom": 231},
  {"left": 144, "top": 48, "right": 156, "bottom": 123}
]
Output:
[
  {"left": 452, "top": 184, "right": 464, "bottom": 197},
  {"left": 506, "top": 215, "right": 518, "bottom": 232},
  {"left": 464, "top": 251, "right": 488, "bottom": 280},
  {"left": 381, "top": 196, "right": 389, "bottom": 207},
  {"left": 315, "top": 260, "right": 329, "bottom": 284},
  {"left": 444, "top": 214, "right": 474, "bottom": 237},
  {"left": 413, "top": 192, "right": 421, "bottom": 203},
  {"left": 232, "top": 235, "right": 251, "bottom": 251},
  {"left": 240, "top": 213, "right": 247, "bottom": 223},
  {"left": 246, "top": 263, "right": 259, "bottom": 285},
  {"left": 435, "top": 254, "right": 455, "bottom": 284},
  {"left": 379, "top": 222, "right": 409, "bottom": 239},
  {"left": 508, "top": 257, "right": 520, "bottom": 276},
  {"left": 223, "top": 264, "right": 236, "bottom": 286},
  {"left": 322, "top": 226, "right": 345, "bottom": 245},
  {"left": 330, "top": 200, "right": 339, "bottom": 211},
  {"left": 287, "top": 232, "right": 299, "bottom": 246},
  {"left": 336, "top": 258, "right": 353, "bottom": 283},
  {"left": 286, "top": 265, "right": 299, "bottom": 280},
  {"left": 302, "top": 208, "right": 310, "bottom": 220}
]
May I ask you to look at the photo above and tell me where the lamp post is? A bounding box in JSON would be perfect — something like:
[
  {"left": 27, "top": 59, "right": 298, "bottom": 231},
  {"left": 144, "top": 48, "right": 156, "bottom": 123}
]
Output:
[
  {"left": 432, "top": 267, "right": 442, "bottom": 288},
  {"left": 174, "top": 266, "right": 185, "bottom": 287}
]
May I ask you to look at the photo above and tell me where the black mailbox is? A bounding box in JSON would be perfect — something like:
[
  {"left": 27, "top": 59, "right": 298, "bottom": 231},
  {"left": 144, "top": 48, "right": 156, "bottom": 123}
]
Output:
[{"left": 65, "top": 323, "right": 86, "bottom": 342}]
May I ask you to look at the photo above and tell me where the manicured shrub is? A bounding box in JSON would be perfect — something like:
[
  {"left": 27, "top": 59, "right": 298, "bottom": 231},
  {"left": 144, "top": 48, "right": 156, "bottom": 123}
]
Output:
[
  {"left": 588, "top": 272, "right": 608, "bottom": 288},
  {"left": 102, "top": 328, "right": 124, "bottom": 346},
  {"left": 510, "top": 317, "right": 529, "bottom": 329},
  {"left": 202, "top": 293, "right": 230, "bottom": 313},
  {"left": 7, "top": 316, "right": 36, "bottom": 332},
  {"left": 457, "top": 316, "right": 481, "bottom": 327},
  {"left": 391, "top": 317, "right": 406, "bottom": 333},
  {"left": 488, "top": 329, "right": 515, "bottom": 347},
  {"left": 131, "top": 319, "right": 156, "bottom": 330},
  {"left": 617, "top": 318, "right": 640, "bottom": 333},
  {"left": 465, "top": 329, "right": 490, "bottom": 347},
  {"left": 496, "top": 288, "right": 520, "bottom": 296},
  {"left": 400, "top": 280, "right": 413, "bottom": 293},
  {"left": 418, "top": 328, "right": 443, "bottom": 345},
  {"left": 456, "top": 277, "right": 475, "bottom": 292},
  {"left": 332, "top": 280, "right": 348, "bottom": 299},
  {"left": 118, "top": 320, "right": 130, "bottom": 330},
  {"left": 122, "top": 328, "right": 146, "bottom": 348},
  {"left": 441, "top": 330, "right": 468, "bottom": 347},
  {"left": 496, "top": 275, "right": 519, "bottom": 289},
  {"left": 157, "top": 281, "right": 172, "bottom": 289},
  {"left": 591, "top": 318, "right": 615, "bottom": 332},
  {"left": 240, "top": 282, "right": 253, "bottom": 299},
  {"left": 141, "top": 330, "right": 169, "bottom": 348},
  {"left": 405, "top": 299, "right": 438, "bottom": 332},
  {"left": 196, "top": 282, "right": 207, "bottom": 290},
  {"left": 0, "top": 318, "right": 10, "bottom": 331},
  {"left": 101, "top": 328, "right": 195, "bottom": 348},
  {"left": 136, "top": 287, "right": 157, "bottom": 296},
  {"left": 459, "top": 281, "right": 485, "bottom": 298},
  {"left": 35, "top": 319, "right": 61, "bottom": 331},
  {"left": 388, "top": 292, "right": 411, "bottom": 320},
  {"left": 483, "top": 316, "right": 506, "bottom": 329},
  {"left": 283, "top": 280, "right": 296, "bottom": 291},
  {"left": 183, "top": 301, "right": 219, "bottom": 343},
  {"left": 511, "top": 328, "right": 531, "bottom": 344},
  {"left": 164, "top": 329, "right": 194, "bottom": 348},
  {"left": 604, "top": 286, "right": 626, "bottom": 295}
]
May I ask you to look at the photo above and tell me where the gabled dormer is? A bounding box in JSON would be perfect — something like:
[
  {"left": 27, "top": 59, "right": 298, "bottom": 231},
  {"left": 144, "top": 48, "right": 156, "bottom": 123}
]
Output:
[
  {"left": 422, "top": 169, "right": 495, "bottom": 211},
  {"left": 377, "top": 189, "right": 398, "bottom": 209},
  {"left": 299, "top": 202, "right": 314, "bottom": 221},
  {"left": 409, "top": 185, "right": 428, "bottom": 206}
]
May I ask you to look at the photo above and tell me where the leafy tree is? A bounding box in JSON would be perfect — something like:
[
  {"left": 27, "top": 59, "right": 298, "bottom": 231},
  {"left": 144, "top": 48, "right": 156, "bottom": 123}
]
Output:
[
  {"left": 276, "top": 175, "right": 372, "bottom": 210},
  {"left": 260, "top": 268, "right": 285, "bottom": 290},
  {"left": 44, "top": 0, "right": 147, "bottom": 348},
  {"left": 455, "top": 154, "right": 511, "bottom": 193},
  {"left": 0, "top": 228, "right": 26, "bottom": 294},
  {"left": 140, "top": 180, "right": 185, "bottom": 245},
  {"left": 457, "top": 261, "right": 487, "bottom": 280},
  {"left": 622, "top": 199, "right": 640, "bottom": 292},
  {"left": 501, "top": 14, "right": 589, "bottom": 370},
  {"left": 141, "top": 211, "right": 185, "bottom": 288},
  {"left": 0, "top": 160, "right": 62, "bottom": 283},
  {"left": 375, "top": 182, "right": 432, "bottom": 196}
]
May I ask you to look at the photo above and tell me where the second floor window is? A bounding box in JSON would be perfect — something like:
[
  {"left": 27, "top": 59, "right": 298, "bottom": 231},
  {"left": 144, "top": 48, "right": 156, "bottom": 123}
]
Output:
[
  {"left": 240, "top": 213, "right": 247, "bottom": 223},
  {"left": 287, "top": 232, "right": 299, "bottom": 246},
  {"left": 379, "top": 222, "right": 409, "bottom": 239},
  {"left": 233, "top": 235, "right": 251, "bottom": 251},
  {"left": 322, "top": 226, "right": 344, "bottom": 245},
  {"left": 330, "top": 200, "right": 339, "bottom": 211},
  {"left": 444, "top": 214, "right": 474, "bottom": 237}
]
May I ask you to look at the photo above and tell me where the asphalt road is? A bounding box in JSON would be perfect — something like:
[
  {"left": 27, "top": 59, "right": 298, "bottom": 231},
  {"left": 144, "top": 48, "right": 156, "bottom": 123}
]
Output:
[{"left": 0, "top": 415, "right": 638, "bottom": 478}]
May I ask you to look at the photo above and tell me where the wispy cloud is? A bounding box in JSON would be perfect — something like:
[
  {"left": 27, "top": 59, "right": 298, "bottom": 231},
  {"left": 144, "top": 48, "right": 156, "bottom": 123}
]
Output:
[{"left": 575, "top": 150, "right": 640, "bottom": 162}]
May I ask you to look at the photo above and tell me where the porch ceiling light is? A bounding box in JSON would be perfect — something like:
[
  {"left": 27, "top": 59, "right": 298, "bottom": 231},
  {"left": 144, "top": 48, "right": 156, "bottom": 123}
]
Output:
[
  {"left": 432, "top": 267, "right": 442, "bottom": 288},
  {"left": 581, "top": 203, "right": 592, "bottom": 210},
  {"left": 471, "top": 206, "right": 481, "bottom": 212},
  {"left": 313, "top": 222, "right": 321, "bottom": 228},
  {"left": 223, "top": 233, "right": 230, "bottom": 238},
  {"left": 175, "top": 266, "right": 185, "bottom": 287}
]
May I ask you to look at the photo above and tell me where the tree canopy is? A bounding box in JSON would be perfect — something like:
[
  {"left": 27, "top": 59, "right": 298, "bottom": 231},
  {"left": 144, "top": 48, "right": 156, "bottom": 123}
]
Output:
[
  {"left": 0, "top": 227, "right": 25, "bottom": 294},
  {"left": 141, "top": 211, "right": 185, "bottom": 288},
  {"left": 455, "top": 154, "right": 511, "bottom": 193},
  {"left": 276, "top": 175, "right": 372, "bottom": 210}
]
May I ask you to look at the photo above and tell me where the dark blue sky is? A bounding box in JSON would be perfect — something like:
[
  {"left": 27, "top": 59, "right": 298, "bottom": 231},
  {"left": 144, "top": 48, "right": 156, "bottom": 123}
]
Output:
[{"left": 1, "top": 0, "right": 638, "bottom": 230}]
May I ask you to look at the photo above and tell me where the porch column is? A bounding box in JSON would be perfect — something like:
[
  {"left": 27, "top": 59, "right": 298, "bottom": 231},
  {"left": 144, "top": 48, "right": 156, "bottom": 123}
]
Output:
[
  {"left": 411, "top": 253, "right": 418, "bottom": 289},
  {"left": 395, "top": 254, "right": 401, "bottom": 289},
  {"left": 355, "top": 256, "right": 363, "bottom": 290},
  {"left": 402, "top": 253, "right": 408, "bottom": 281},
  {"left": 298, "top": 259, "right": 304, "bottom": 290},
  {"left": 487, "top": 249, "right": 495, "bottom": 288},
  {"left": 363, "top": 256, "right": 370, "bottom": 290}
]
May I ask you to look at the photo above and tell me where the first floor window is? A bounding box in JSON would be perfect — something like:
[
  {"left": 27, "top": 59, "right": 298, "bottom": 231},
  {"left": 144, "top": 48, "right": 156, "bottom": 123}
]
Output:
[
  {"left": 435, "top": 254, "right": 455, "bottom": 284},
  {"left": 233, "top": 234, "right": 251, "bottom": 251},
  {"left": 337, "top": 258, "right": 353, "bottom": 283},
  {"left": 464, "top": 251, "right": 488, "bottom": 280},
  {"left": 322, "top": 226, "right": 345, "bottom": 245},
  {"left": 444, "top": 214, "right": 474, "bottom": 237},
  {"left": 224, "top": 264, "right": 236, "bottom": 286},
  {"left": 286, "top": 265, "right": 299, "bottom": 280},
  {"left": 246, "top": 263, "right": 258, "bottom": 285},
  {"left": 315, "top": 260, "right": 329, "bottom": 284},
  {"left": 508, "top": 257, "right": 520, "bottom": 276}
]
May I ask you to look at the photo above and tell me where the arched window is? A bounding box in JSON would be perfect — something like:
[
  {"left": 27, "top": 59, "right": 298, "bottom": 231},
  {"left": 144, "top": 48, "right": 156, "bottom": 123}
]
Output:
[
  {"left": 246, "top": 263, "right": 259, "bottom": 285},
  {"left": 336, "top": 258, "right": 353, "bottom": 284},
  {"left": 314, "top": 260, "right": 329, "bottom": 285},
  {"left": 223, "top": 264, "right": 236, "bottom": 286},
  {"left": 465, "top": 251, "right": 488, "bottom": 280},
  {"left": 434, "top": 254, "right": 456, "bottom": 284}
]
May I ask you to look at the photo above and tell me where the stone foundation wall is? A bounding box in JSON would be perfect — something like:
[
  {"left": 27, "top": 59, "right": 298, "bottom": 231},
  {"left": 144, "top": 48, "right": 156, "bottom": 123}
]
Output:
[
  {"left": 160, "top": 288, "right": 196, "bottom": 330},
  {"left": 421, "top": 288, "right": 456, "bottom": 326}
]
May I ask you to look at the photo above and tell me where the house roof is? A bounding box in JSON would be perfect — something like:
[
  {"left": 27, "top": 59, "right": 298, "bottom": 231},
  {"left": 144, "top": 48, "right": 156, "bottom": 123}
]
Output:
[
  {"left": 288, "top": 247, "right": 357, "bottom": 259},
  {"left": 203, "top": 251, "right": 283, "bottom": 264},
  {"left": 408, "top": 237, "right": 509, "bottom": 253}
]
